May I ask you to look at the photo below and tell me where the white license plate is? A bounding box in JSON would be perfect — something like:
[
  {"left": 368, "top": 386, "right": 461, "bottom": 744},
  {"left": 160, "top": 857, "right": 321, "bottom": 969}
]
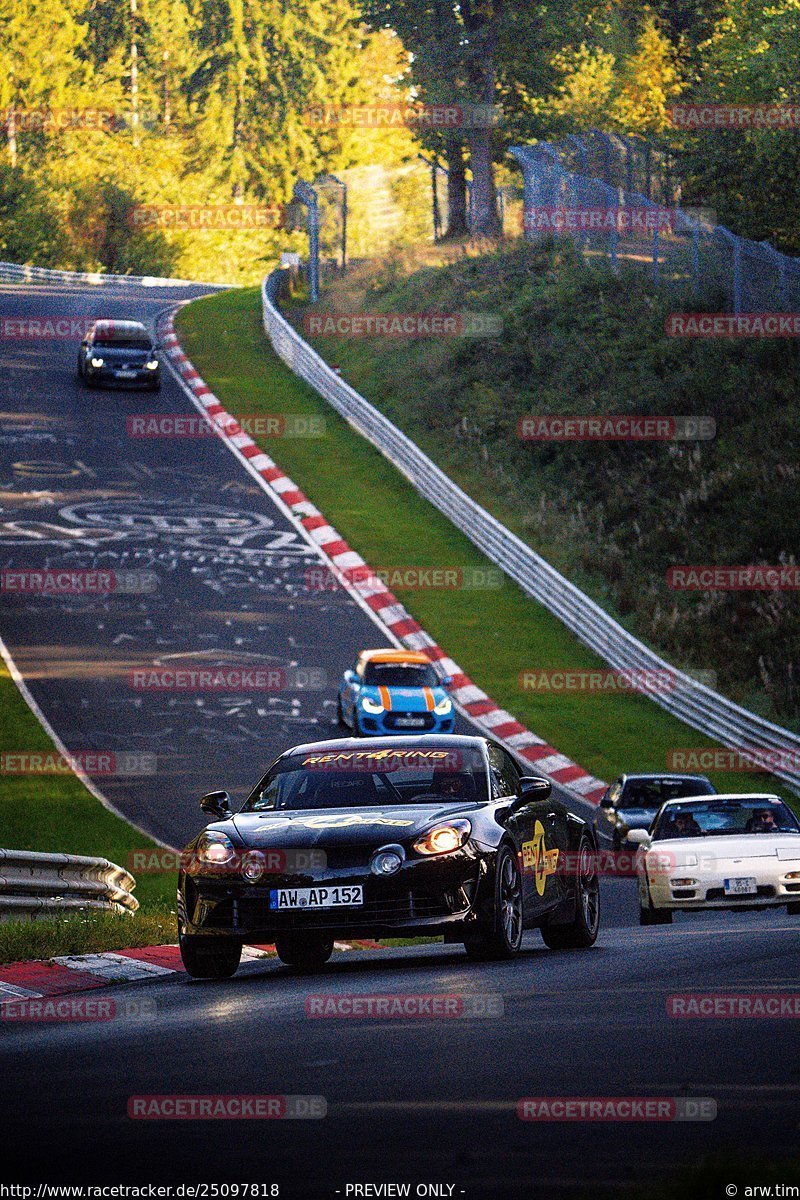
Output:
[
  {"left": 395, "top": 716, "right": 425, "bottom": 727},
  {"left": 269, "top": 885, "right": 363, "bottom": 911},
  {"left": 723, "top": 877, "right": 758, "bottom": 896},
  {"left": 115, "top": 369, "right": 137, "bottom": 378}
]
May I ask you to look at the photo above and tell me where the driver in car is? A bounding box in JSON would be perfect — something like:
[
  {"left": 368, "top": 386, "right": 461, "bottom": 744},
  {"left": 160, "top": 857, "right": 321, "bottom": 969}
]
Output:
[
  {"left": 748, "top": 807, "right": 780, "bottom": 833},
  {"left": 671, "top": 810, "right": 703, "bottom": 838}
]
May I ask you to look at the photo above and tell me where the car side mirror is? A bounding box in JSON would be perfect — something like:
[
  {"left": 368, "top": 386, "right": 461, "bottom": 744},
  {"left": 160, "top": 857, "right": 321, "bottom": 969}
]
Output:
[
  {"left": 81, "top": 339, "right": 88, "bottom": 347},
  {"left": 519, "top": 776, "right": 551, "bottom": 800},
  {"left": 200, "top": 790, "right": 232, "bottom": 820},
  {"left": 440, "top": 675, "right": 454, "bottom": 688},
  {"left": 503, "top": 776, "right": 552, "bottom": 816},
  {"left": 626, "top": 828, "right": 651, "bottom": 846},
  {"left": 600, "top": 796, "right": 615, "bottom": 810}
]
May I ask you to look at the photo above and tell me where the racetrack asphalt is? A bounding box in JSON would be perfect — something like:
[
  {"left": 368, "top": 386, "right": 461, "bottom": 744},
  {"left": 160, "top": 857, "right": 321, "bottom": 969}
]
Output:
[{"left": 1, "top": 282, "right": 798, "bottom": 1198}]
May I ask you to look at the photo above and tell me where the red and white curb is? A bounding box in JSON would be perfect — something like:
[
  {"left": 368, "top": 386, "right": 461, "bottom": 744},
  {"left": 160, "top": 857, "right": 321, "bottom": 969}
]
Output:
[
  {"left": 0, "top": 940, "right": 384, "bottom": 1011},
  {"left": 158, "top": 311, "right": 607, "bottom": 807}
]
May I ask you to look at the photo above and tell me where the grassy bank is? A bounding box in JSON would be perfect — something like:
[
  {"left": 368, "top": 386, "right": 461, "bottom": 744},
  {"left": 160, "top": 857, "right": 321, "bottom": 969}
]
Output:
[
  {"left": 0, "top": 662, "right": 176, "bottom": 961},
  {"left": 176, "top": 286, "right": 794, "bottom": 809}
]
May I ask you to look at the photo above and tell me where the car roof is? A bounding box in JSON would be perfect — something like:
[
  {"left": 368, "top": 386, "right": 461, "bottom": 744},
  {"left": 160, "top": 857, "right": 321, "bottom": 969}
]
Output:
[
  {"left": 661, "top": 792, "right": 782, "bottom": 805},
  {"left": 358, "top": 649, "right": 432, "bottom": 666},
  {"left": 280, "top": 733, "right": 487, "bottom": 759},
  {"left": 91, "top": 320, "right": 150, "bottom": 337},
  {"left": 621, "top": 773, "right": 712, "bottom": 783}
]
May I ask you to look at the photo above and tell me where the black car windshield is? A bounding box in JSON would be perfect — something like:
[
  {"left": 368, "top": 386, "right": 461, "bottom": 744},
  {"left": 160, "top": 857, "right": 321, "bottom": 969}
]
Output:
[
  {"left": 245, "top": 746, "right": 488, "bottom": 812},
  {"left": 363, "top": 663, "right": 440, "bottom": 688},
  {"left": 652, "top": 797, "right": 800, "bottom": 840},
  {"left": 619, "top": 778, "right": 715, "bottom": 810},
  {"left": 93, "top": 336, "right": 152, "bottom": 350}
]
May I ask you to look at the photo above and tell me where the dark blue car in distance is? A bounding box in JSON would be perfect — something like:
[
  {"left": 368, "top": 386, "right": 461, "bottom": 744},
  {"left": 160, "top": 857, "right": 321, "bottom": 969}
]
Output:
[
  {"left": 77, "top": 319, "right": 161, "bottom": 390},
  {"left": 593, "top": 772, "right": 717, "bottom": 849}
]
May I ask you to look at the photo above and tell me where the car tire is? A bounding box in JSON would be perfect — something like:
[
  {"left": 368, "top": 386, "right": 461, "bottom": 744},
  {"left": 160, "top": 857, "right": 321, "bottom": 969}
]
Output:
[
  {"left": 179, "top": 933, "right": 242, "bottom": 979},
  {"left": 639, "top": 898, "right": 673, "bottom": 925},
  {"left": 787, "top": 901, "right": 800, "bottom": 915},
  {"left": 275, "top": 933, "right": 334, "bottom": 972},
  {"left": 463, "top": 845, "right": 523, "bottom": 961},
  {"left": 336, "top": 694, "right": 348, "bottom": 729},
  {"left": 541, "top": 834, "right": 600, "bottom": 949}
]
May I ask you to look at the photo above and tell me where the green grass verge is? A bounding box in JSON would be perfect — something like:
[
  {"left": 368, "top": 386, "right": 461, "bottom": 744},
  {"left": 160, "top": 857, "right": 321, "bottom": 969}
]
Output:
[
  {"left": 175, "top": 288, "right": 796, "bottom": 811},
  {"left": 0, "top": 663, "right": 177, "bottom": 960},
  {"left": 0, "top": 906, "right": 175, "bottom": 967}
]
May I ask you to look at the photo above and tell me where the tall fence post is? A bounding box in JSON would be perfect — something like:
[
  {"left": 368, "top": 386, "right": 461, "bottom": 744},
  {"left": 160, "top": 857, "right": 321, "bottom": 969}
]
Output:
[{"left": 292, "top": 180, "right": 319, "bottom": 302}]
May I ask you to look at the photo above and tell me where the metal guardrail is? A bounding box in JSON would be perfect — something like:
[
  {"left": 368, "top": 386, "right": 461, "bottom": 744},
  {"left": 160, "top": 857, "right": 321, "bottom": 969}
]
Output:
[
  {"left": 0, "top": 260, "right": 230, "bottom": 289},
  {"left": 261, "top": 268, "right": 800, "bottom": 796},
  {"left": 0, "top": 849, "right": 138, "bottom": 921}
]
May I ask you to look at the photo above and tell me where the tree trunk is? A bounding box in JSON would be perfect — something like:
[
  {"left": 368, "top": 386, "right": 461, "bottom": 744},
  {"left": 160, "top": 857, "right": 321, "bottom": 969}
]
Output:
[
  {"left": 6, "top": 108, "right": 17, "bottom": 168},
  {"left": 444, "top": 136, "right": 469, "bottom": 238},
  {"left": 468, "top": 126, "right": 500, "bottom": 236}
]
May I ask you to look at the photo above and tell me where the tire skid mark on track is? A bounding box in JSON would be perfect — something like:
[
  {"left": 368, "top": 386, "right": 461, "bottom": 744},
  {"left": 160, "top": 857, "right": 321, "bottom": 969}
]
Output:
[{"left": 159, "top": 307, "right": 609, "bottom": 806}]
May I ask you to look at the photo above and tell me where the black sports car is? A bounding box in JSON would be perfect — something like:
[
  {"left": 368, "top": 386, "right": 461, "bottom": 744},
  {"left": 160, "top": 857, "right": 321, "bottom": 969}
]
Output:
[
  {"left": 77, "top": 319, "right": 161, "bottom": 390},
  {"left": 177, "top": 734, "right": 600, "bottom": 978}
]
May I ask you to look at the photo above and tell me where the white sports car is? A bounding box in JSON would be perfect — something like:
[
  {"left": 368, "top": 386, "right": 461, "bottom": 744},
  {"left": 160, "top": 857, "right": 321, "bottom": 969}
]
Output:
[{"left": 629, "top": 793, "right": 800, "bottom": 925}]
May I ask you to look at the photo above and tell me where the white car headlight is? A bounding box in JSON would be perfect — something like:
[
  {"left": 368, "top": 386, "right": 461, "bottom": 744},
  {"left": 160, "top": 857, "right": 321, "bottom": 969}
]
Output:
[
  {"left": 90, "top": 356, "right": 104, "bottom": 368},
  {"left": 414, "top": 819, "right": 471, "bottom": 856},
  {"left": 145, "top": 359, "right": 159, "bottom": 370},
  {"left": 433, "top": 696, "right": 452, "bottom": 716},
  {"left": 361, "top": 695, "right": 384, "bottom": 715},
  {"left": 196, "top": 830, "right": 236, "bottom": 865}
]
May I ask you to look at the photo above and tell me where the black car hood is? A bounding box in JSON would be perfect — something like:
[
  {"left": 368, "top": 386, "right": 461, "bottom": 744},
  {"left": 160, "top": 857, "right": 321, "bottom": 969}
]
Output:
[{"left": 232, "top": 801, "right": 479, "bottom": 848}]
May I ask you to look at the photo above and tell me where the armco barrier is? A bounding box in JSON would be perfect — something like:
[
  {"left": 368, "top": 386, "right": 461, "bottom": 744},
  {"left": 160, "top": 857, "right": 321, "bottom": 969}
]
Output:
[
  {"left": 0, "top": 848, "right": 138, "bottom": 921},
  {"left": 261, "top": 269, "right": 800, "bottom": 796},
  {"left": 0, "top": 260, "right": 230, "bottom": 290}
]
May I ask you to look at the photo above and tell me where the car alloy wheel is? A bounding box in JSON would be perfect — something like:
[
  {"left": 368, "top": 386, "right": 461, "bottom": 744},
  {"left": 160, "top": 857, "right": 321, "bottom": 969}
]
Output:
[
  {"left": 464, "top": 845, "right": 523, "bottom": 960},
  {"left": 541, "top": 833, "right": 600, "bottom": 949}
]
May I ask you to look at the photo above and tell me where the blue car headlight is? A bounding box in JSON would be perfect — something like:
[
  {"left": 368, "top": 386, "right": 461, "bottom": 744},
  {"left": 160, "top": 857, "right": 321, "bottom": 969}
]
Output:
[{"left": 361, "top": 695, "right": 385, "bottom": 715}]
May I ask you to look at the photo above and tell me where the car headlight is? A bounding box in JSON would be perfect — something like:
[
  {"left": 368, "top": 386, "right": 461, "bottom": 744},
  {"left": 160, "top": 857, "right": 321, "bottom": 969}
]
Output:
[
  {"left": 90, "top": 356, "right": 104, "bottom": 368},
  {"left": 784, "top": 871, "right": 800, "bottom": 880},
  {"left": 371, "top": 844, "right": 405, "bottom": 876},
  {"left": 145, "top": 359, "right": 159, "bottom": 370},
  {"left": 433, "top": 696, "right": 452, "bottom": 716},
  {"left": 241, "top": 850, "right": 266, "bottom": 882},
  {"left": 196, "top": 830, "right": 237, "bottom": 866},
  {"left": 361, "top": 695, "right": 384, "bottom": 715},
  {"left": 413, "top": 819, "right": 471, "bottom": 856}
]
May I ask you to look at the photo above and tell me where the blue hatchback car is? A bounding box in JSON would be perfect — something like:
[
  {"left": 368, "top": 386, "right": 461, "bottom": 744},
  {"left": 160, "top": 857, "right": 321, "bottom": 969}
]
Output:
[{"left": 337, "top": 649, "right": 455, "bottom": 737}]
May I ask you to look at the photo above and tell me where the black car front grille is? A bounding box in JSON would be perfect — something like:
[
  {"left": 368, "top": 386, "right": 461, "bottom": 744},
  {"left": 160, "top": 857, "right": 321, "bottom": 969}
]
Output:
[
  {"left": 705, "top": 885, "right": 776, "bottom": 901},
  {"left": 232, "top": 891, "right": 450, "bottom": 930}
]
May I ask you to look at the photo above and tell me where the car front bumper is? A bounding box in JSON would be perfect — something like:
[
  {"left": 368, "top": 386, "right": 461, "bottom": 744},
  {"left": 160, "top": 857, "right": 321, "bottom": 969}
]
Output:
[
  {"left": 355, "top": 709, "right": 456, "bottom": 736},
  {"left": 645, "top": 869, "right": 800, "bottom": 910},
  {"left": 87, "top": 365, "right": 160, "bottom": 387},
  {"left": 179, "top": 850, "right": 485, "bottom": 941}
]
